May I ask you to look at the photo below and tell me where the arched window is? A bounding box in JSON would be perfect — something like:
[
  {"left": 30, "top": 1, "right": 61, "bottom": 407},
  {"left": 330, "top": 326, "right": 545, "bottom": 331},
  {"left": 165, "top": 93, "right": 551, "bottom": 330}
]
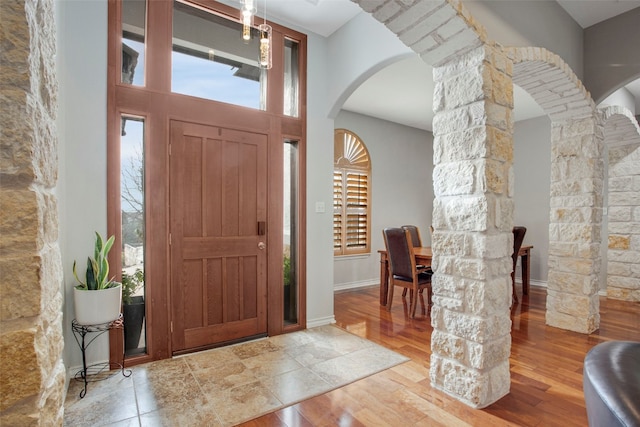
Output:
[{"left": 333, "top": 129, "right": 371, "bottom": 256}]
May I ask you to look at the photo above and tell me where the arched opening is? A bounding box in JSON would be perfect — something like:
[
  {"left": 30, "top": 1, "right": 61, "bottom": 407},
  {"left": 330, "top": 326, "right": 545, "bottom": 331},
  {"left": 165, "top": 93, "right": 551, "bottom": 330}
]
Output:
[
  {"left": 510, "top": 46, "right": 602, "bottom": 334},
  {"left": 599, "top": 106, "right": 640, "bottom": 302}
]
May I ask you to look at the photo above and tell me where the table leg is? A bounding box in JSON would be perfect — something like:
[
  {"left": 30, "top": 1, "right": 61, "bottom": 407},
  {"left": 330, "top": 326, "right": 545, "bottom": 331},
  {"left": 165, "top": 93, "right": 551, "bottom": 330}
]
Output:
[
  {"left": 380, "top": 255, "right": 389, "bottom": 306},
  {"left": 521, "top": 250, "right": 530, "bottom": 295}
]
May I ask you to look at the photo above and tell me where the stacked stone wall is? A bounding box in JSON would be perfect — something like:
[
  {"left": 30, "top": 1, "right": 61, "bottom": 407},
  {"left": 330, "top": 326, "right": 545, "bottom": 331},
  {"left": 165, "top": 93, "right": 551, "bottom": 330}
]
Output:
[
  {"left": 545, "top": 118, "right": 604, "bottom": 333},
  {"left": 0, "top": 0, "right": 65, "bottom": 425},
  {"left": 508, "top": 47, "right": 604, "bottom": 334},
  {"left": 352, "top": 0, "right": 515, "bottom": 408},
  {"left": 602, "top": 107, "right": 640, "bottom": 301},
  {"left": 607, "top": 143, "right": 640, "bottom": 301},
  {"left": 355, "top": 0, "right": 485, "bottom": 67}
]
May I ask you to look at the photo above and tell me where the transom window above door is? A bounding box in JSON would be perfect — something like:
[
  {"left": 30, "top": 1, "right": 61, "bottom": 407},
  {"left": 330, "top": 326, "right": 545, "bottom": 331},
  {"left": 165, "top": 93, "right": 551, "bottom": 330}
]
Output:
[{"left": 172, "top": 1, "right": 265, "bottom": 109}]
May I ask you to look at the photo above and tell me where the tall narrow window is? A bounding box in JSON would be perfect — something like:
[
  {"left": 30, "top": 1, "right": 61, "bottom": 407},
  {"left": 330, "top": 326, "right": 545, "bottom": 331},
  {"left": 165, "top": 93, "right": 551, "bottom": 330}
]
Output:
[
  {"left": 333, "top": 129, "right": 371, "bottom": 256},
  {"left": 122, "top": 0, "right": 145, "bottom": 86},
  {"left": 120, "top": 116, "right": 146, "bottom": 357},
  {"left": 283, "top": 140, "right": 299, "bottom": 324},
  {"left": 283, "top": 39, "right": 299, "bottom": 117}
]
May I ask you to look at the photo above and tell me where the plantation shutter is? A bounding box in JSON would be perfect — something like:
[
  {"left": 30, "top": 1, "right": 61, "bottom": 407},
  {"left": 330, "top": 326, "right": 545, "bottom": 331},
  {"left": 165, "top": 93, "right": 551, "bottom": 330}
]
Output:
[
  {"left": 333, "top": 129, "right": 371, "bottom": 256},
  {"left": 333, "top": 170, "right": 344, "bottom": 253},
  {"left": 344, "top": 172, "right": 368, "bottom": 251}
]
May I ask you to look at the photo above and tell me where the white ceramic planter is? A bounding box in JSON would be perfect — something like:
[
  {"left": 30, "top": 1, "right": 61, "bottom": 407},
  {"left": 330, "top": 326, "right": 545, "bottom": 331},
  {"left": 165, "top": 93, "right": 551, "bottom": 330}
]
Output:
[{"left": 73, "top": 284, "right": 122, "bottom": 325}]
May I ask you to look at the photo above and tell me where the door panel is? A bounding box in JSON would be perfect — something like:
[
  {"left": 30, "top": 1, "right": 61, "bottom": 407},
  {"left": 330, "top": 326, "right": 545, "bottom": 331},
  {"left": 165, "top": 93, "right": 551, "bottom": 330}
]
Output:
[{"left": 170, "top": 120, "right": 267, "bottom": 353}]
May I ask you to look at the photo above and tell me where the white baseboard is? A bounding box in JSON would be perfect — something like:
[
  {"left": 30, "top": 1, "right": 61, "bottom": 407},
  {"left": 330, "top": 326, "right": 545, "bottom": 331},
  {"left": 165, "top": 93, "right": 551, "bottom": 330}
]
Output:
[
  {"left": 526, "top": 279, "right": 607, "bottom": 297},
  {"left": 306, "top": 315, "right": 336, "bottom": 329},
  {"left": 529, "top": 279, "right": 547, "bottom": 288},
  {"left": 333, "top": 279, "right": 378, "bottom": 292},
  {"left": 335, "top": 278, "right": 552, "bottom": 294},
  {"left": 337, "top": 278, "right": 549, "bottom": 292}
]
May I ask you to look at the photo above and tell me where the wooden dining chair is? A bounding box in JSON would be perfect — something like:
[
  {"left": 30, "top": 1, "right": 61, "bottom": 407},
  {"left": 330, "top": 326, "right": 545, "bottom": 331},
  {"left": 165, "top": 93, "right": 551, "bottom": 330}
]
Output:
[
  {"left": 401, "top": 225, "right": 430, "bottom": 270},
  {"left": 512, "top": 226, "right": 527, "bottom": 302},
  {"left": 382, "top": 228, "right": 432, "bottom": 318},
  {"left": 400, "top": 225, "right": 431, "bottom": 298}
]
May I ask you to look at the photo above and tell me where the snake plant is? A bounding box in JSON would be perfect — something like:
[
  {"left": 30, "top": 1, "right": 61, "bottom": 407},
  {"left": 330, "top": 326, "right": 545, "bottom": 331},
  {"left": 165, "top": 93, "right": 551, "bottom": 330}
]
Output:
[{"left": 73, "top": 232, "right": 118, "bottom": 290}]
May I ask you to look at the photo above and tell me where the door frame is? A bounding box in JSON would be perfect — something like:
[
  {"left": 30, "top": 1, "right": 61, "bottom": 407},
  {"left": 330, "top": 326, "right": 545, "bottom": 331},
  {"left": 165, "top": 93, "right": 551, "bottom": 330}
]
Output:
[{"left": 106, "top": 0, "right": 307, "bottom": 366}]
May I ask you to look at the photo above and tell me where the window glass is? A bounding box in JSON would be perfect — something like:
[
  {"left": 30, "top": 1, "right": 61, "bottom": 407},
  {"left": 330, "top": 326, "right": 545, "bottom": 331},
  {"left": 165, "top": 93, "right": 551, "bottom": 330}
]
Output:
[
  {"left": 283, "top": 140, "right": 298, "bottom": 324},
  {"left": 283, "top": 39, "right": 299, "bottom": 117},
  {"left": 120, "top": 116, "right": 146, "bottom": 357},
  {"left": 122, "top": 0, "right": 145, "bottom": 86},
  {"left": 172, "top": 1, "right": 266, "bottom": 109}
]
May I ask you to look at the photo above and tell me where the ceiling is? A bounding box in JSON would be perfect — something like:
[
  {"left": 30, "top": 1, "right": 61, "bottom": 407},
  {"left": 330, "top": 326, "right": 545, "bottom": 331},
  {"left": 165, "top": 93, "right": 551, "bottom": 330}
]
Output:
[{"left": 259, "top": 0, "right": 639, "bottom": 130}]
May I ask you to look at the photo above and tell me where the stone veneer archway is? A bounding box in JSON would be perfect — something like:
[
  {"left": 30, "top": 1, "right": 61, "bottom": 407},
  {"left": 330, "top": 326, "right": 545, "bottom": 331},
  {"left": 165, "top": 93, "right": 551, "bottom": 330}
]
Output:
[
  {"left": 351, "top": 0, "right": 635, "bottom": 408},
  {"left": 600, "top": 106, "right": 640, "bottom": 301},
  {"left": 508, "top": 47, "right": 604, "bottom": 334},
  {"left": 354, "top": 0, "right": 515, "bottom": 408},
  {"left": 0, "top": 0, "right": 66, "bottom": 424}
]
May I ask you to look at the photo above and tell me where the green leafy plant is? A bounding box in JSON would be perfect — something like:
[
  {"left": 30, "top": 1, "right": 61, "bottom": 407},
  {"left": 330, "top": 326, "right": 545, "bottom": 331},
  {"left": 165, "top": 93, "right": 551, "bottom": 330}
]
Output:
[
  {"left": 73, "top": 232, "right": 119, "bottom": 290},
  {"left": 283, "top": 255, "right": 291, "bottom": 287},
  {"left": 122, "top": 268, "right": 144, "bottom": 304}
]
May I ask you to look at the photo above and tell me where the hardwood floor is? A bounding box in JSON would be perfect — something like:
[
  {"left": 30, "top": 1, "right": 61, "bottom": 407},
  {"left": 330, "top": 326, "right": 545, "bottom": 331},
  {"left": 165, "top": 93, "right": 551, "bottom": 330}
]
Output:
[{"left": 239, "top": 285, "right": 639, "bottom": 426}]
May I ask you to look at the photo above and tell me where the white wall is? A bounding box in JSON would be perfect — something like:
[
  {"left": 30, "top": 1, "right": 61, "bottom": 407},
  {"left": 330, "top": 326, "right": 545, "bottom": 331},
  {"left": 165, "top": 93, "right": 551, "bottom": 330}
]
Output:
[
  {"left": 57, "top": 0, "right": 109, "bottom": 368},
  {"left": 463, "top": 0, "right": 584, "bottom": 79},
  {"left": 599, "top": 87, "right": 636, "bottom": 115},
  {"left": 333, "top": 111, "right": 433, "bottom": 290},
  {"left": 326, "top": 11, "right": 412, "bottom": 118},
  {"left": 513, "top": 116, "right": 552, "bottom": 284},
  {"left": 305, "top": 32, "right": 337, "bottom": 326}
]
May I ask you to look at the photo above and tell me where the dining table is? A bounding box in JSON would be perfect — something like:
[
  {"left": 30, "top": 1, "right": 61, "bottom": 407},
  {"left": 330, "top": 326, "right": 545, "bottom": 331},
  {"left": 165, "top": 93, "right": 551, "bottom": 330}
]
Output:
[
  {"left": 516, "top": 245, "right": 533, "bottom": 296},
  {"left": 378, "top": 247, "right": 432, "bottom": 306},
  {"left": 379, "top": 245, "right": 533, "bottom": 306}
]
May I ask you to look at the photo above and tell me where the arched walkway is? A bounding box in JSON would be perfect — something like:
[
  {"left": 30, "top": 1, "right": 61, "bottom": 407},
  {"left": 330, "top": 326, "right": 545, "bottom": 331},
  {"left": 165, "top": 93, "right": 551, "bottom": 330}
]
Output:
[
  {"left": 350, "top": 0, "right": 636, "bottom": 409},
  {"left": 353, "top": 0, "right": 513, "bottom": 408},
  {"left": 508, "top": 46, "right": 603, "bottom": 334},
  {"left": 600, "top": 106, "right": 640, "bottom": 301}
]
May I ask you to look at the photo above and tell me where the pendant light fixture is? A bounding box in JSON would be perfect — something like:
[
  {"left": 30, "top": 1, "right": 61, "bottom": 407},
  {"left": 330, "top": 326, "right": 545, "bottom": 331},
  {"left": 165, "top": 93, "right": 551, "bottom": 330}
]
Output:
[
  {"left": 258, "top": 0, "right": 272, "bottom": 69},
  {"left": 240, "top": 0, "right": 256, "bottom": 42}
]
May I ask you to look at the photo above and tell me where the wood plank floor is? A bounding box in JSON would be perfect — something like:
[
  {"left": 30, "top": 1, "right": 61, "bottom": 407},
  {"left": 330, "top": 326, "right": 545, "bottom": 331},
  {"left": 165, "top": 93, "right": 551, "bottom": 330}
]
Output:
[{"left": 240, "top": 285, "right": 639, "bottom": 426}]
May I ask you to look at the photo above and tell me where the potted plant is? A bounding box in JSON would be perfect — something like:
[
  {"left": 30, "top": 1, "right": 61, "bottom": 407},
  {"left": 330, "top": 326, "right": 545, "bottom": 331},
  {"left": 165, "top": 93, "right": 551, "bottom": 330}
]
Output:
[
  {"left": 122, "top": 268, "right": 144, "bottom": 354},
  {"left": 72, "top": 232, "right": 122, "bottom": 325}
]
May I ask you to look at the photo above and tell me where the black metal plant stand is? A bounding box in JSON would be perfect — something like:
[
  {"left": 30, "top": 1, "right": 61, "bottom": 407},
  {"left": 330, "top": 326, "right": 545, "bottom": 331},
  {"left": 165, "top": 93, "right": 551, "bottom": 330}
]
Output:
[{"left": 71, "top": 315, "right": 131, "bottom": 398}]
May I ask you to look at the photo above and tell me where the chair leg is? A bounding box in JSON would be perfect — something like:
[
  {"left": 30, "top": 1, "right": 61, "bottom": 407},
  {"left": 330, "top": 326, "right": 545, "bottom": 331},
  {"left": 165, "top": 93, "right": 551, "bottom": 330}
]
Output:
[
  {"left": 418, "top": 292, "right": 426, "bottom": 315},
  {"left": 386, "top": 283, "right": 395, "bottom": 311},
  {"left": 402, "top": 288, "right": 408, "bottom": 297},
  {"left": 511, "top": 271, "right": 518, "bottom": 303},
  {"left": 409, "top": 286, "right": 418, "bottom": 318}
]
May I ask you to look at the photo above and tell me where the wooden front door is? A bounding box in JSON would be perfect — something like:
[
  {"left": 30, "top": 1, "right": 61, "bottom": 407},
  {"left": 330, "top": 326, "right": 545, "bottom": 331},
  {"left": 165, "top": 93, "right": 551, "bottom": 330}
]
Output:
[{"left": 169, "top": 120, "right": 268, "bottom": 353}]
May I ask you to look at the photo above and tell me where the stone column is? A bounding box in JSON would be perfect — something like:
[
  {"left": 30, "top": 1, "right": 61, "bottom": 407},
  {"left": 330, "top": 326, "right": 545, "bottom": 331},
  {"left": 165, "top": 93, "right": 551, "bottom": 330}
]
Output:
[
  {"left": 607, "top": 142, "right": 640, "bottom": 301},
  {"left": 546, "top": 117, "right": 604, "bottom": 333},
  {"left": 430, "top": 44, "right": 514, "bottom": 408},
  {"left": 0, "top": 0, "right": 66, "bottom": 425}
]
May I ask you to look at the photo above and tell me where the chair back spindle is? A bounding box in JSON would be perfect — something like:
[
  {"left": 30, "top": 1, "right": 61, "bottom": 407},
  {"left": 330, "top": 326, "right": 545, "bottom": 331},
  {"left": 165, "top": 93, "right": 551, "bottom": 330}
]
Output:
[{"left": 401, "top": 225, "right": 422, "bottom": 248}]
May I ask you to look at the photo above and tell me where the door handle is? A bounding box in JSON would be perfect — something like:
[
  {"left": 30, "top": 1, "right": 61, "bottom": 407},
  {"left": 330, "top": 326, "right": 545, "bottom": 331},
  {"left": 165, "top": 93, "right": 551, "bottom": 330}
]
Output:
[{"left": 258, "top": 242, "right": 266, "bottom": 250}]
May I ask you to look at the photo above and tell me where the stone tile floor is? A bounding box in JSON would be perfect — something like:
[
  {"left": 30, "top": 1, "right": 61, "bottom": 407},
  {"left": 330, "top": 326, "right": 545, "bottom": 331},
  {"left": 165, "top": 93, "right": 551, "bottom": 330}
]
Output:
[{"left": 63, "top": 325, "right": 408, "bottom": 426}]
